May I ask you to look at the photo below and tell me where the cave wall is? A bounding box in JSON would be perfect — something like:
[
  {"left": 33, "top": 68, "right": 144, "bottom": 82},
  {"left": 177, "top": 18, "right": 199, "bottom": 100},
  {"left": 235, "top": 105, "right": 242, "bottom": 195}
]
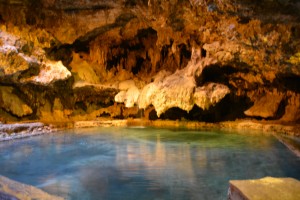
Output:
[{"left": 0, "top": 0, "right": 299, "bottom": 123}]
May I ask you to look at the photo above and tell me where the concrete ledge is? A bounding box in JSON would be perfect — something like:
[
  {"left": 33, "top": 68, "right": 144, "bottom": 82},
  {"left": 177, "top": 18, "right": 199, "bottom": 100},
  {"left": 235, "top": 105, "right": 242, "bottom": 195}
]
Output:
[
  {"left": 228, "top": 177, "right": 300, "bottom": 200},
  {"left": 0, "top": 175, "right": 63, "bottom": 200}
]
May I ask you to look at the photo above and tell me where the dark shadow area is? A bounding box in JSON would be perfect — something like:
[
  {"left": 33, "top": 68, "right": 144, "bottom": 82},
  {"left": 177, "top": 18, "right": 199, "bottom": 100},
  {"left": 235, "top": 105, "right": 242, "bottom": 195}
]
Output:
[
  {"left": 188, "top": 93, "right": 253, "bottom": 122},
  {"left": 196, "top": 65, "right": 238, "bottom": 86},
  {"left": 234, "top": 0, "right": 300, "bottom": 23},
  {"left": 106, "top": 27, "right": 158, "bottom": 74},
  {"left": 273, "top": 73, "right": 300, "bottom": 93},
  {"left": 45, "top": 44, "right": 73, "bottom": 66},
  {"left": 150, "top": 93, "right": 253, "bottom": 122}
]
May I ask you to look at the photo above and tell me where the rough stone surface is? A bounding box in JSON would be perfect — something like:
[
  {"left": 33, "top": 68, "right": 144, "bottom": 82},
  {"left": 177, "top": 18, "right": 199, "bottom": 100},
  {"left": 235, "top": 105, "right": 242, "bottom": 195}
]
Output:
[
  {"left": 0, "top": 86, "right": 33, "bottom": 117},
  {"left": 138, "top": 50, "right": 225, "bottom": 116},
  {"left": 0, "top": 175, "right": 63, "bottom": 200},
  {"left": 23, "top": 60, "right": 71, "bottom": 85},
  {"left": 194, "top": 83, "right": 230, "bottom": 110},
  {"left": 70, "top": 52, "right": 100, "bottom": 84},
  {"left": 228, "top": 177, "right": 300, "bottom": 200},
  {"left": 281, "top": 92, "right": 300, "bottom": 122},
  {"left": 0, "top": 29, "right": 71, "bottom": 85},
  {"left": 115, "top": 80, "right": 140, "bottom": 108},
  {"left": 244, "top": 91, "right": 284, "bottom": 119},
  {"left": 138, "top": 72, "right": 196, "bottom": 116},
  {"left": 0, "top": 0, "right": 299, "bottom": 124}
]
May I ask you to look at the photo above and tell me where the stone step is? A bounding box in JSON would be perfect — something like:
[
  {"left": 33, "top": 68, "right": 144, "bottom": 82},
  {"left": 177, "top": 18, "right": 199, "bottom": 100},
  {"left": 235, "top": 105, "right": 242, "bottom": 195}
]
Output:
[{"left": 228, "top": 177, "right": 300, "bottom": 200}]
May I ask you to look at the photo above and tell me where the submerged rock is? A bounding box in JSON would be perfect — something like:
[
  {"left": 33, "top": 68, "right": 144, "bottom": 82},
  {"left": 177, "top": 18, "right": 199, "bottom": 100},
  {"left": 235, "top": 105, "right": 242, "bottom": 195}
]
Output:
[{"left": 0, "top": 175, "right": 63, "bottom": 200}]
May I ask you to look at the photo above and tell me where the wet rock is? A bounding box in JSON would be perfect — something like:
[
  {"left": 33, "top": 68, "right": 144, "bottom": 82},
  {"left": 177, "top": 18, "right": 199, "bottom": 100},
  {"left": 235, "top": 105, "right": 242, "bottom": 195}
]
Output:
[
  {"left": 0, "top": 86, "right": 32, "bottom": 117},
  {"left": 0, "top": 175, "right": 63, "bottom": 200},
  {"left": 0, "top": 122, "right": 53, "bottom": 141},
  {"left": 244, "top": 90, "right": 284, "bottom": 119}
]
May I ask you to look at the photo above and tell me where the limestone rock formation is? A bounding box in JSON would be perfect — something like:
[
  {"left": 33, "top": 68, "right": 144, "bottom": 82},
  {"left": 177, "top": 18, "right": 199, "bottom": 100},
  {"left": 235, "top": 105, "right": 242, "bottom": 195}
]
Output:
[
  {"left": 281, "top": 92, "right": 300, "bottom": 122},
  {"left": 0, "top": 86, "right": 32, "bottom": 117},
  {"left": 244, "top": 90, "right": 284, "bottom": 119},
  {"left": 0, "top": 0, "right": 299, "bottom": 123},
  {"left": 70, "top": 53, "right": 100, "bottom": 84},
  {"left": 138, "top": 71, "right": 196, "bottom": 117},
  {"left": 22, "top": 60, "right": 71, "bottom": 85},
  {"left": 194, "top": 83, "right": 230, "bottom": 110},
  {"left": 115, "top": 80, "right": 140, "bottom": 108},
  {"left": 0, "top": 28, "right": 71, "bottom": 85},
  {"left": 138, "top": 49, "right": 229, "bottom": 116}
]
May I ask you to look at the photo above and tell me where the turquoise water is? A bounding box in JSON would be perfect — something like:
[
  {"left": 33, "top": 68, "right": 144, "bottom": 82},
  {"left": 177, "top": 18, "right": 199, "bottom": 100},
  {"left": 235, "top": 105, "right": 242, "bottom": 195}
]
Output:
[{"left": 0, "top": 127, "right": 300, "bottom": 200}]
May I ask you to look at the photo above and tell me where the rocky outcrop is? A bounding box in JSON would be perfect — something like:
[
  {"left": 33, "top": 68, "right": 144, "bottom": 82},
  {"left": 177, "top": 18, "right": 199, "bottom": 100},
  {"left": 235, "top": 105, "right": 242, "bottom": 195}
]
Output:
[
  {"left": 281, "top": 92, "right": 300, "bottom": 122},
  {"left": 0, "top": 28, "right": 71, "bottom": 85},
  {"left": 138, "top": 49, "right": 229, "bottom": 117},
  {"left": 194, "top": 83, "right": 230, "bottom": 110},
  {"left": 0, "top": 86, "right": 32, "bottom": 117},
  {"left": 244, "top": 90, "right": 284, "bottom": 119},
  {"left": 22, "top": 60, "right": 71, "bottom": 85},
  {"left": 115, "top": 80, "right": 140, "bottom": 108}
]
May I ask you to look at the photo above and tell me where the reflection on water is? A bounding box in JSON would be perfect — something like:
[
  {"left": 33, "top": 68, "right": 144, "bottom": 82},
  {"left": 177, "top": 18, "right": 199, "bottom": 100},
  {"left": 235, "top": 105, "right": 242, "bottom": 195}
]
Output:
[{"left": 0, "top": 127, "right": 300, "bottom": 200}]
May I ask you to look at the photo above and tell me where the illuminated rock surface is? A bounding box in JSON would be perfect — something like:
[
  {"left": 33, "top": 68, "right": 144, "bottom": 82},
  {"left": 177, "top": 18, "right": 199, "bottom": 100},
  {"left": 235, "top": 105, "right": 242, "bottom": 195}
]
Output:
[
  {"left": 0, "top": 86, "right": 32, "bottom": 117},
  {"left": 228, "top": 177, "right": 300, "bottom": 200},
  {"left": 0, "top": 0, "right": 299, "bottom": 123}
]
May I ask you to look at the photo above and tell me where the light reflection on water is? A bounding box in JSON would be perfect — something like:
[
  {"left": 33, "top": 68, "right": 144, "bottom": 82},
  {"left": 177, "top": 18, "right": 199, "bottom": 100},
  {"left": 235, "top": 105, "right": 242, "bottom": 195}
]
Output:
[{"left": 0, "top": 127, "right": 300, "bottom": 200}]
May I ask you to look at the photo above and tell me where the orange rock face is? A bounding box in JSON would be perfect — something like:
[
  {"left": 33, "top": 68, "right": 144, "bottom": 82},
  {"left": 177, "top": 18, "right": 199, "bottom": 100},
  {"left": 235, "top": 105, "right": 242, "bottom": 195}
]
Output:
[{"left": 0, "top": 0, "right": 299, "bottom": 123}]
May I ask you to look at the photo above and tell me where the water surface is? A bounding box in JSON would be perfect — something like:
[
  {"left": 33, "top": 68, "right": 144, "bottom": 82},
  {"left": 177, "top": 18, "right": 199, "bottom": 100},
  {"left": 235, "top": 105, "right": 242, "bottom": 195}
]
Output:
[{"left": 0, "top": 127, "right": 299, "bottom": 200}]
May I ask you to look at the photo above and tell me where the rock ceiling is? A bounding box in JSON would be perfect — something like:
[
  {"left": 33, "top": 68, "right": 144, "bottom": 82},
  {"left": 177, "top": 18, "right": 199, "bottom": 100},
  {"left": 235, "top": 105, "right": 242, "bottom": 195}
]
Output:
[{"left": 0, "top": 0, "right": 299, "bottom": 123}]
